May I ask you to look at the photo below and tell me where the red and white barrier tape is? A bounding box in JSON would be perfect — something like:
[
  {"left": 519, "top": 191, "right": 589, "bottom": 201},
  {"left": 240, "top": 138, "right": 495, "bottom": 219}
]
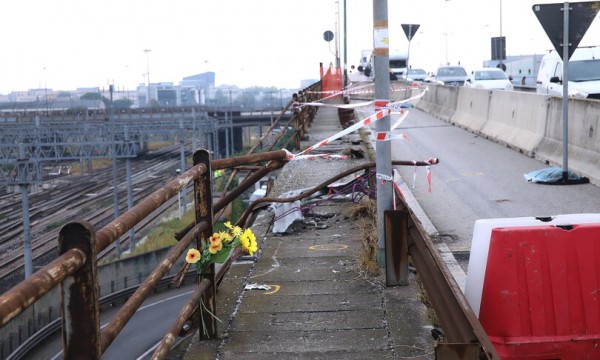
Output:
[
  {"left": 291, "top": 154, "right": 348, "bottom": 161},
  {"left": 307, "top": 84, "right": 420, "bottom": 95},
  {"left": 295, "top": 108, "right": 391, "bottom": 156},
  {"left": 390, "top": 109, "right": 409, "bottom": 131},
  {"left": 296, "top": 87, "right": 428, "bottom": 115},
  {"left": 376, "top": 132, "right": 409, "bottom": 141}
]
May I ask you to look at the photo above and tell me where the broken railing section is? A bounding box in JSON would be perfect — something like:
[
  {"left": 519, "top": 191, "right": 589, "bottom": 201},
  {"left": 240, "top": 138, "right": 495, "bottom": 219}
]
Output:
[{"left": 214, "top": 87, "right": 321, "bottom": 222}]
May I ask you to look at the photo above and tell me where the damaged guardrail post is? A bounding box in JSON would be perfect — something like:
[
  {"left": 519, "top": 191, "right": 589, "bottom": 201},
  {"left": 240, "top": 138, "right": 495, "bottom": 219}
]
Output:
[
  {"left": 58, "top": 221, "right": 100, "bottom": 359},
  {"left": 193, "top": 149, "right": 217, "bottom": 339},
  {"left": 384, "top": 210, "right": 409, "bottom": 286}
]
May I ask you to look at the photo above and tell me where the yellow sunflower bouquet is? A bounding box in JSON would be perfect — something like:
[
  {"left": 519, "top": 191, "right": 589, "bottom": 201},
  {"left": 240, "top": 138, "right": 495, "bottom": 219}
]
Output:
[
  {"left": 185, "top": 222, "right": 257, "bottom": 334},
  {"left": 185, "top": 221, "right": 257, "bottom": 276}
]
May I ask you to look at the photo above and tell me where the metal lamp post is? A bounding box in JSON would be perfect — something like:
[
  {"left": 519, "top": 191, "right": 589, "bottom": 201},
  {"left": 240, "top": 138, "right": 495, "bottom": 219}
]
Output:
[{"left": 144, "top": 49, "right": 151, "bottom": 106}]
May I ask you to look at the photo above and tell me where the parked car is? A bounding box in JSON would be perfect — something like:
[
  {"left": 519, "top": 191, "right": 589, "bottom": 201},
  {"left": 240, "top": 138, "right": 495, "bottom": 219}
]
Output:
[
  {"left": 406, "top": 68, "right": 429, "bottom": 82},
  {"left": 466, "top": 68, "right": 514, "bottom": 90},
  {"left": 434, "top": 65, "right": 468, "bottom": 86}
]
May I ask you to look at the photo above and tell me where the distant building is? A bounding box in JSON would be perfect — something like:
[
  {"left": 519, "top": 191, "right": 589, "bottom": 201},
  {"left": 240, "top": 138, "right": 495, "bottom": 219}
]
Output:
[
  {"left": 180, "top": 72, "right": 215, "bottom": 89},
  {"left": 134, "top": 72, "right": 215, "bottom": 107},
  {"left": 180, "top": 72, "right": 215, "bottom": 105},
  {"left": 7, "top": 91, "right": 36, "bottom": 103},
  {"left": 0, "top": 69, "right": 300, "bottom": 110},
  {"left": 179, "top": 87, "right": 200, "bottom": 106}
]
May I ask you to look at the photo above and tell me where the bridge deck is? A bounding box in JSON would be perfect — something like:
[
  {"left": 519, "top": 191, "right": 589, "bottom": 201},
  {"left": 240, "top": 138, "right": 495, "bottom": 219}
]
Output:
[{"left": 180, "top": 102, "right": 436, "bottom": 358}]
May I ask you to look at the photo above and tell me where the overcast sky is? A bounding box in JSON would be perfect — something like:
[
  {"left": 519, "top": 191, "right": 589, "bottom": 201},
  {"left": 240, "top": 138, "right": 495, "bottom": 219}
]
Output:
[{"left": 1, "top": 0, "right": 599, "bottom": 94}]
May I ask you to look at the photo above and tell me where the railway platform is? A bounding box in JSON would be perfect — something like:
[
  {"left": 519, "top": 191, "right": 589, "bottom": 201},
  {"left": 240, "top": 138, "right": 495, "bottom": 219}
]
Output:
[{"left": 177, "top": 103, "right": 437, "bottom": 359}]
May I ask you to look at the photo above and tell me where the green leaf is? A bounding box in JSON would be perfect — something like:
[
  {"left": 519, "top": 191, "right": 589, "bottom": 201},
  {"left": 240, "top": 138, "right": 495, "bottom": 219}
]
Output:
[{"left": 210, "top": 248, "right": 232, "bottom": 264}]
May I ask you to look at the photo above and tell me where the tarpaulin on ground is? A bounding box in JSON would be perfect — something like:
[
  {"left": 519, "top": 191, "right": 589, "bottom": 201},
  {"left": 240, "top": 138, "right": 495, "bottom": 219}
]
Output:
[{"left": 524, "top": 167, "right": 589, "bottom": 185}]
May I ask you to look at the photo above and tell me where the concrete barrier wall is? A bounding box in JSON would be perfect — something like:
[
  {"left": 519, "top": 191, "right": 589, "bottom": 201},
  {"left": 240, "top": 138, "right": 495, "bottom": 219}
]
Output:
[
  {"left": 390, "top": 84, "right": 415, "bottom": 102},
  {"left": 414, "top": 84, "right": 436, "bottom": 113},
  {"left": 415, "top": 85, "right": 600, "bottom": 186},
  {"left": 479, "top": 90, "right": 548, "bottom": 157},
  {"left": 452, "top": 87, "right": 492, "bottom": 132},
  {"left": 535, "top": 98, "right": 600, "bottom": 185},
  {"left": 416, "top": 84, "right": 459, "bottom": 121}
]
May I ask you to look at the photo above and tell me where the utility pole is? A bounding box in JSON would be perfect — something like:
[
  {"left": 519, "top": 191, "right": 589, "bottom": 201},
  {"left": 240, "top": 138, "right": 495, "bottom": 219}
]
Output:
[
  {"left": 110, "top": 84, "right": 121, "bottom": 256},
  {"left": 373, "top": 0, "right": 392, "bottom": 266},
  {"left": 334, "top": 1, "right": 341, "bottom": 70},
  {"left": 499, "top": 0, "right": 504, "bottom": 69},
  {"left": 343, "top": 0, "right": 348, "bottom": 88}
]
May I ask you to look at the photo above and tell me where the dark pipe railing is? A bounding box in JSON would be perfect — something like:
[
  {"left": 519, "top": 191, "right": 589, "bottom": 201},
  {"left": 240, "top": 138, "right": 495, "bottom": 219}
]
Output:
[{"left": 0, "top": 82, "right": 323, "bottom": 360}]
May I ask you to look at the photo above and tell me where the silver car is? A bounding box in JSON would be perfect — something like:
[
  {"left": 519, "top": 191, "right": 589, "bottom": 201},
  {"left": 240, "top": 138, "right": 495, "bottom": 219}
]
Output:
[
  {"left": 466, "top": 68, "right": 514, "bottom": 90},
  {"left": 434, "top": 65, "right": 468, "bottom": 86},
  {"left": 407, "top": 68, "right": 429, "bottom": 82}
]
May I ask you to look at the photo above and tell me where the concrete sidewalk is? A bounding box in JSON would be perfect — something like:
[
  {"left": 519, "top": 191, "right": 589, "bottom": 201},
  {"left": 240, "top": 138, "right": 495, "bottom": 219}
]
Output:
[{"left": 180, "top": 104, "right": 436, "bottom": 359}]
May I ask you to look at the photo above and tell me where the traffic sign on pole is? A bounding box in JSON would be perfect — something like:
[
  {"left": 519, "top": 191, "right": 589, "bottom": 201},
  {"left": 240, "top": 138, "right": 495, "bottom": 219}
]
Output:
[
  {"left": 401, "top": 24, "right": 420, "bottom": 41},
  {"left": 323, "top": 30, "right": 334, "bottom": 42},
  {"left": 532, "top": 1, "right": 600, "bottom": 60},
  {"left": 530, "top": 1, "right": 599, "bottom": 184}
]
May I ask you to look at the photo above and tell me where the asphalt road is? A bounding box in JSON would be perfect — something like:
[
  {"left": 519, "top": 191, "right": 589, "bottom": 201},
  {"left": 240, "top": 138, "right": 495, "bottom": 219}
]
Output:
[
  {"left": 390, "top": 107, "right": 600, "bottom": 254},
  {"left": 26, "top": 283, "right": 196, "bottom": 360}
]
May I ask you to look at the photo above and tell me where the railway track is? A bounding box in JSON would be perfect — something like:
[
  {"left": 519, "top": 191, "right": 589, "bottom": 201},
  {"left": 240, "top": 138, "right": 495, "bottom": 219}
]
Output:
[{"left": 0, "top": 143, "right": 189, "bottom": 291}]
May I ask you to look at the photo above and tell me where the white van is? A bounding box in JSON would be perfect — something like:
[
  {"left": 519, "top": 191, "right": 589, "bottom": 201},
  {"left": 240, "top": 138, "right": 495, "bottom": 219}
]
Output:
[
  {"left": 536, "top": 46, "right": 600, "bottom": 99},
  {"left": 389, "top": 49, "right": 408, "bottom": 77}
]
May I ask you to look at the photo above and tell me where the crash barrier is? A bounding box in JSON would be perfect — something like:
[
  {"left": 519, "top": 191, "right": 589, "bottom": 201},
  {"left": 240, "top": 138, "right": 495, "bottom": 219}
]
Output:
[
  {"left": 535, "top": 97, "right": 600, "bottom": 187},
  {"left": 416, "top": 84, "right": 600, "bottom": 186},
  {"left": 479, "top": 223, "right": 600, "bottom": 359},
  {"left": 414, "top": 84, "right": 459, "bottom": 122}
]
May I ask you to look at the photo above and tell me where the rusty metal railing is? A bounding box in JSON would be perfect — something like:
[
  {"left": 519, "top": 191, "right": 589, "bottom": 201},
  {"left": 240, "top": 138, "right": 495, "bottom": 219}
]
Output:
[
  {"left": 0, "top": 82, "right": 323, "bottom": 359},
  {"left": 0, "top": 149, "right": 291, "bottom": 357}
]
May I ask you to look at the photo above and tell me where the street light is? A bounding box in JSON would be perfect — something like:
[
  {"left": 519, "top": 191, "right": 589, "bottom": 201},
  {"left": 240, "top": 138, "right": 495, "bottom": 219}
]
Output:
[
  {"left": 499, "top": 0, "right": 503, "bottom": 44},
  {"left": 144, "top": 49, "right": 151, "bottom": 106},
  {"left": 267, "top": 90, "right": 275, "bottom": 125},
  {"left": 43, "top": 67, "right": 49, "bottom": 113},
  {"left": 279, "top": 88, "right": 283, "bottom": 110},
  {"left": 499, "top": 0, "right": 503, "bottom": 68},
  {"left": 444, "top": 0, "right": 451, "bottom": 65}
]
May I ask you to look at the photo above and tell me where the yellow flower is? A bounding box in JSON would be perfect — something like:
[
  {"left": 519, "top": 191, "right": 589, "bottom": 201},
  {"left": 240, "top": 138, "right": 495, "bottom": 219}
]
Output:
[
  {"left": 186, "top": 248, "right": 201, "bottom": 264},
  {"left": 218, "top": 231, "right": 233, "bottom": 243},
  {"left": 240, "top": 228, "right": 257, "bottom": 255},
  {"left": 209, "top": 233, "right": 220, "bottom": 244},
  {"left": 225, "top": 221, "right": 242, "bottom": 237},
  {"left": 231, "top": 226, "right": 242, "bottom": 237}
]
